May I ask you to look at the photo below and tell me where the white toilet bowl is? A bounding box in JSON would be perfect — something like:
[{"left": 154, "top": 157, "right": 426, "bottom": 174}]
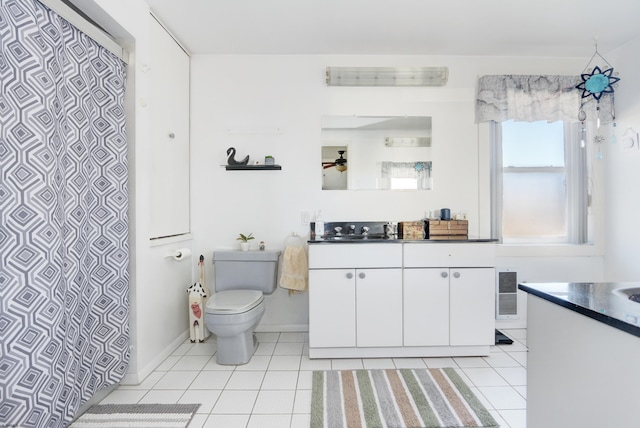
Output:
[{"left": 204, "top": 289, "right": 265, "bottom": 365}]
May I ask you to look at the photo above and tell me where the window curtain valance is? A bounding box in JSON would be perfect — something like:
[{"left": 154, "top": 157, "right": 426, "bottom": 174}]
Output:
[{"left": 475, "top": 75, "right": 614, "bottom": 124}]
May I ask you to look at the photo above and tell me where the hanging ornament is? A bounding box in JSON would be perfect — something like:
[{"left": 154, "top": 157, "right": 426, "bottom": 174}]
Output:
[{"left": 575, "top": 41, "right": 621, "bottom": 154}]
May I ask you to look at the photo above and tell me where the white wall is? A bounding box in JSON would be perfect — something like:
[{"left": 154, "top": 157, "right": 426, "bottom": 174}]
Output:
[
  {"left": 88, "top": 0, "right": 195, "bottom": 384},
  {"left": 190, "top": 54, "right": 605, "bottom": 331},
  {"left": 604, "top": 35, "right": 640, "bottom": 280}
]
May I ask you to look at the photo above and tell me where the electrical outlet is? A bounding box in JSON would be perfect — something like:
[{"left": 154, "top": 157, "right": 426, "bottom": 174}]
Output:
[{"left": 301, "top": 211, "right": 313, "bottom": 226}]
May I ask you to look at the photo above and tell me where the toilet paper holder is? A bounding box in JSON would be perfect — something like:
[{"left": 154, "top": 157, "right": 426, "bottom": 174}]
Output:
[{"left": 165, "top": 248, "right": 191, "bottom": 261}]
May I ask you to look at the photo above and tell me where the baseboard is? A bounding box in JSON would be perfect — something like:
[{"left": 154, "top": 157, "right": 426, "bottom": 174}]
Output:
[
  {"left": 255, "top": 323, "right": 309, "bottom": 333},
  {"left": 121, "top": 329, "right": 191, "bottom": 385}
]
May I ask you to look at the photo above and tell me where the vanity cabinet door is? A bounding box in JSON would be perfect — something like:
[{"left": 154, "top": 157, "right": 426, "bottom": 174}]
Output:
[
  {"left": 450, "top": 268, "right": 495, "bottom": 346},
  {"left": 403, "top": 268, "right": 450, "bottom": 346},
  {"left": 308, "top": 269, "right": 356, "bottom": 348},
  {"left": 356, "top": 268, "right": 403, "bottom": 347}
]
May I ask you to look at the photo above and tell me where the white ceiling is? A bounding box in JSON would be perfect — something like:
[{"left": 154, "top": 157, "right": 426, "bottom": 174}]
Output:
[{"left": 145, "top": 0, "right": 640, "bottom": 57}]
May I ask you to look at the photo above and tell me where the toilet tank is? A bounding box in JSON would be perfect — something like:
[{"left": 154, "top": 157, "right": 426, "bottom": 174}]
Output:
[{"left": 213, "top": 250, "right": 280, "bottom": 294}]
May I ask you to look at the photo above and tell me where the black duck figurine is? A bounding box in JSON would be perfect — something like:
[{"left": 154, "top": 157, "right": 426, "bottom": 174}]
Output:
[{"left": 226, "top": 147, "right": 249, "bottom": 165}]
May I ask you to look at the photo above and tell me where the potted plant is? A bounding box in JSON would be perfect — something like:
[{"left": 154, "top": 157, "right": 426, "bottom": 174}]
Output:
[
  {"left": 237, "top": 233, "right": 255, "bottom": 251},
  {"left": 264, "top": 155, "right": 275, "bottom": 166}
]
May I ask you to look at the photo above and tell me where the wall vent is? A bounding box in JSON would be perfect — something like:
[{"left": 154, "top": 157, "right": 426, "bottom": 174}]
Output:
[{"left": 496, "top": 269, "right": 518, "bottom": 319}]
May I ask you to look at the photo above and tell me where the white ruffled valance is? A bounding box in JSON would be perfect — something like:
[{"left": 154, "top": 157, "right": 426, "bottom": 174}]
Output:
[{"left": 475, "top": 75, "right": 614, "bottom": 124}]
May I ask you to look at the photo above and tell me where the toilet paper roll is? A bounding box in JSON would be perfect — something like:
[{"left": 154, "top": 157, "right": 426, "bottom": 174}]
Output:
[{"left": 171, "top": 248, "right": 192, "bottom": 261}]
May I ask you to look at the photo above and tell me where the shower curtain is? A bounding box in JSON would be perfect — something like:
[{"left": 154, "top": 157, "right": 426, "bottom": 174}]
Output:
[{"left": 0, "top": 1, "right": 129, "bottom": 427}]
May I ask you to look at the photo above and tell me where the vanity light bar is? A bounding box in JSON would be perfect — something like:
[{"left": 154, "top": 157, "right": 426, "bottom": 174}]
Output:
[
  {"left": 326, "top": 67, "right": 449, "bottom": 87},
  {"left": 385, "top": 137, "right": 431, "bottom": 147}
]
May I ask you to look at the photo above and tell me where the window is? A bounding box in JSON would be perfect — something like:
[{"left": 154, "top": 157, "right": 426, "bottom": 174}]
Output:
[{"left": 491, "top": 120, "right": 590, "bottom": 244}]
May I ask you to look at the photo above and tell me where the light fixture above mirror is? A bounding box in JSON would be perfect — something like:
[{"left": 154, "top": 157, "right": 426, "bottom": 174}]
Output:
[{"left": 326, "top": 67, "right": 449, "bottom": 87}]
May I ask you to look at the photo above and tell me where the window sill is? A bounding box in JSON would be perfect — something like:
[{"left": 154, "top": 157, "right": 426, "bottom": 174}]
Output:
[{"left": 496, "top": 243, "right": 603, "bottom": 258}]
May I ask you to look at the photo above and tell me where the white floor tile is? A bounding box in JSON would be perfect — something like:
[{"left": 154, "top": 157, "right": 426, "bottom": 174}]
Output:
[
  {"left": 422, "top": 357, "right": 457, "bottom": 368},
  {"left": 393, "top": 358, "right": 427, "bottom": 369},
  {"left": 293, "top": 389, "right": 312, "bottom": 414},
  {"left": 247, "top": 414, "right": 292, "bottom": 428},
  {"left": 235, "top": 355, "right": 271, "bottom": 371},
  {"left": 478, "top": 386, "right": 527, "bottom": 410},
  {"left": 483, "top": 352, "right": 521, "bottom": 368},
  {"left": 186, "top": 342, "right": 217, "bottom": 356},
  {"left": 171, "top": 343, "right": 193, "bottom": 356},
  {"left": 278, "top": 332, "right": 307, "bottom": 343},
  {"left": 296, "top": 371, "right": 314, "bottom": 390},
  {"left": 226, "top": 371, "right": 266, "bottom": 390},
  {"left": 330, "top": 359, "right": 363, "bottom": 370},
  {"left": 299, "top": 357, "right": 331, "bottom": 371},
  {"left": 155, "top": 355, "right": 180, "bottom": 371},
  {"left": 256, "top": 332, "right": 280, "bottom": 343},
  {"left": 462, "top": 368, "right": 510, "bottom": 387},
  {"left": 211, "top": 390, "right": 259, "bottom": 414},
  {"left": 274, "top": 342, "right": 304, "bottom": 355},
  {"left": 499, "top": 409, "right": 527, "bottom": 428},
  {"left": 507, "top": 351, "right": 528, "bottom": 367},
  {"left": 139, "top": 389, "right": 185, "bottom": 404},
  {"left": 261, "top": 370, "right": 299, "bottom": 389},
  {"left": 172, "top": 355, "right": 211, "bottom": 371},
  {"left": 203, "top": 414, "right": 250, "bottom": 428},
  {"left": 118, "top": 371, "right": 164, "bottom": 390},
  {"left": 255, "top": 341, "right": 276, "bottom": 356},
  {"left": 178, "top": 389, "right": 222, "bottom": 413},
  {"left": 99, "top": 389, "right": 147, "bottom": 404},
  {"left": 290, "top": 413, "right": 311, "bottom": 428},
  {"left": 253, "top": 390, "right": 295, "bottom": 414},
  {"left": 187, "top": 413, "right": 208, "bottom": 428},
  {"left": 495, "top": 367, "right": 527, "bottom": 386},
  {"left": 268, "top": 355, "right": 301, "bottom": 370},
  {"left": 154, "top": 371, "right": 199, "bottom": 389},
  {"left": 189, "top": 370, "right": 233, "bottom": 390},
  {"left": 453, "top": 356, "right": 490, "bottom": 368},
  {"left": 363, "top": 358, "right": 395, "bottom": 369},
  {"left": 98, "top": 328, "right": 529, "bottom": 427}
]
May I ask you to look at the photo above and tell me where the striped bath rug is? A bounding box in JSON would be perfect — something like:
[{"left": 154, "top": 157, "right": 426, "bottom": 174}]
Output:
[
  {"left": 311, "top": 368, "right": 499, "bottom": 428},
  {"left": 70, "top": 403, "right": 200, "bottom": 427}
]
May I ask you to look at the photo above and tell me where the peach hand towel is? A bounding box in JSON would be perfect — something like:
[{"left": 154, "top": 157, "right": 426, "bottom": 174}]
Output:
[{"left": 279, "top": 245, "right": 308, "bottom": 293}]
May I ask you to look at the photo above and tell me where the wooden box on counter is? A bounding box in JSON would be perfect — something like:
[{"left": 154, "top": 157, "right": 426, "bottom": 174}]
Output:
[
  {"left": 398, "top": 221, "right": 425, "bottom": 240},
  {"left": 426, "top": 220, "right": 468, "bottom": 239}
]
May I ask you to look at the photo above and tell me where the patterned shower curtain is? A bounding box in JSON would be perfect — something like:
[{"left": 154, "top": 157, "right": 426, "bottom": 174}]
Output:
[{"left": 0, "top": 1, "right": 129, "bottom": 427}]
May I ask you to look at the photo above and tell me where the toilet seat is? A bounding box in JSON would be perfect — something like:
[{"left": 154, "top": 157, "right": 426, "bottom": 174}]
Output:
[{"left": 206, "top": 290, "right": 263, "bottom": 315}]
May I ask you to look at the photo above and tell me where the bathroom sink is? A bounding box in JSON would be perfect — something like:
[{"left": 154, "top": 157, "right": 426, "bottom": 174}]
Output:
[
  {"left": 613, "top": 287, "right": 640, "bottom": 303},
  {"left": 322, "top": 234, "right": 391, "bottom": 242}
]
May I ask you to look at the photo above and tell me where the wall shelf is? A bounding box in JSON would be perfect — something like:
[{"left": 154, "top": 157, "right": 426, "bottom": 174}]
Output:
[{"left": 225, "top": 165, "right": 282, "bottom": 171}]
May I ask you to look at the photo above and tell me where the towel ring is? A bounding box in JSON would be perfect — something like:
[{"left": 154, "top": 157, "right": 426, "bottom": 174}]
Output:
[{"left": 285, "top": 233, "right": 305, "bottom": 247}]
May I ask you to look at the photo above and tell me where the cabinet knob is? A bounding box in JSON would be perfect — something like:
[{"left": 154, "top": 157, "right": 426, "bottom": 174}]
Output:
[
  {"left": 453, "top": 272, "right": 461, "bottom": 278},
  {"left": 358, "top": 272, "right": 366, "bottom": 279},
  {"left": 168, "top": 132, "right": 175, "bottom": 139},
  {"left": 441, "top": 271, "right": 448, "bottom": 278},
  {"left": 346, "top": 272, "right": 353, "bottom": 279}
]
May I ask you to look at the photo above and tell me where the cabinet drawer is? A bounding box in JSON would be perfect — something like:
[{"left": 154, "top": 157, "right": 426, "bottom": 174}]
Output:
[
  {"left": 309, "top": 243, "right": 402, "bottom": 268},
  {"left": 404, "top": 243, "right": 495, "bottom": 267}
]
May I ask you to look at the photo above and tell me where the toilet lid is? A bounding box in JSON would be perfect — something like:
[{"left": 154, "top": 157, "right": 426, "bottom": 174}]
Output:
[{"left": 206, "top": 290, "right": 263, "bottom": 314}]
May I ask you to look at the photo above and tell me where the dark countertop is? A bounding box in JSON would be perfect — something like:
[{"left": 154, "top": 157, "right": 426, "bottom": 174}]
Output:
[
  {"left": 308, "top": 237, "right": 497, "bottom": 244},
  {"left": 519, "top": 282, "right": 640, "bottom": 338}
]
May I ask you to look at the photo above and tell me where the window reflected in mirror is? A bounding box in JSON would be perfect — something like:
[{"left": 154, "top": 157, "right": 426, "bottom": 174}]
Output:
[{"left": 321, "top": 116, "right": 433, "bottom": 190}]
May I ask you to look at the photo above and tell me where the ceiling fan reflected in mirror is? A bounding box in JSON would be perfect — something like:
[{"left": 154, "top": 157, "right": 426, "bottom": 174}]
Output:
[{"left": 322, "top": 150, "right": 347, "bottom": 172}]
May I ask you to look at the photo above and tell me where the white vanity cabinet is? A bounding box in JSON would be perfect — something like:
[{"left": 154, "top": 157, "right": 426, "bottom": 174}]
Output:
[
  {"left": 308, "top": 244, "right": 403, "bottom": 354},
  {"left": 309, "top": 241, "right": 495, "bottom": 358},
  {"left": 404, "top": 243, "right": 496, "bottom": 348}
]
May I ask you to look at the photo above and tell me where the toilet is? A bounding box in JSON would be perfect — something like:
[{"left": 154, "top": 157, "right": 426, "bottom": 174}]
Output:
[{"left": 205, "top": 250, "right": 280, "bottom": 365}]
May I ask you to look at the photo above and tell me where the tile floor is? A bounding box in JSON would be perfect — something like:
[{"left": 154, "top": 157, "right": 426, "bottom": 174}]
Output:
[{"left": 100, "top": 329, "right": 528, "bottom": 428}]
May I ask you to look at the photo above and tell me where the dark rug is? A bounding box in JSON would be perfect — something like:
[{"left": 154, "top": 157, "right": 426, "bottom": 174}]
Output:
[{"left": 495, "top": 329, "right": 514, "bottom": 345}]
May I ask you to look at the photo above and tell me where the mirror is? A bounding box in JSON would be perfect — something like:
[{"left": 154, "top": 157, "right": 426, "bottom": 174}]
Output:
[{"left": 321, "top": 116, "right": 433, "bottom": 190}]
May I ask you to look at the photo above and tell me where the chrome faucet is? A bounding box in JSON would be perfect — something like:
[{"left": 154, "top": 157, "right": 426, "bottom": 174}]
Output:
[
  {"left": 361, "top": 226, "right": 370, "bottom": 235},
  {"left": 348, "top": 224, "right": 356, "bottom": 235}
]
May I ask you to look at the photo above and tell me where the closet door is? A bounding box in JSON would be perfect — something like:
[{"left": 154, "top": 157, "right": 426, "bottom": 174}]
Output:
[{"left": 149, "top": 15, "right": 190, "bottom": 238}]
